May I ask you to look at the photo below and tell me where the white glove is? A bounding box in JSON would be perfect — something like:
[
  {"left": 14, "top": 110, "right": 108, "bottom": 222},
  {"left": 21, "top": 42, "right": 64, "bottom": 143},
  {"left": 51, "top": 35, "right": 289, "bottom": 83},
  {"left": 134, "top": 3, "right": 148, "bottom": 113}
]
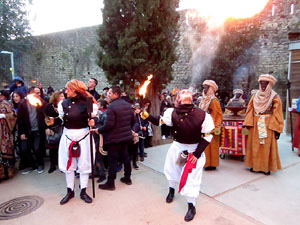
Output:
[
  {"left": 288, "top": 107, "right": 293, "bottom": 112},
  {"left": 0, "top": 114, "right": 5, "bottom": 119}
]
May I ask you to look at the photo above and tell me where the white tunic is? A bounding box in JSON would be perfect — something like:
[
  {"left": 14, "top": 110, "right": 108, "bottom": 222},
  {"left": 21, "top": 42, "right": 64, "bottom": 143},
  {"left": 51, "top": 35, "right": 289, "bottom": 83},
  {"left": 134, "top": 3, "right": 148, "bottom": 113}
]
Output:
[
  {"left": 162, "top": 108, "right": 214, "bottom": 198},
  {"left": 57, "top": 101, "right": 98, "bottom": 174}
]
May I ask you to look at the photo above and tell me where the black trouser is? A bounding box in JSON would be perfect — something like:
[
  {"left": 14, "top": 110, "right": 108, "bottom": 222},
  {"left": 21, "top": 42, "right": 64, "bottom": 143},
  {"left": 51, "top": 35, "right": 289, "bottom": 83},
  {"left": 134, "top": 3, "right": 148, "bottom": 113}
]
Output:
[
  {"left": 93, "top": 133, "right": 107, "bottom": 177},
  {"left": 107, "top": 141, "right": 131, "bottom": 185},
  {"left": 161, "top": 124, "right": 170, "bottom": 137},
  {"left": 20, "top": 131, "right": 43, "bottom": 169},
  {"left": 128, "top": 141, "right": 138, "bottom": 166},
  {"left": 49, "top": 148, "right": 58, "bottom": 166}
]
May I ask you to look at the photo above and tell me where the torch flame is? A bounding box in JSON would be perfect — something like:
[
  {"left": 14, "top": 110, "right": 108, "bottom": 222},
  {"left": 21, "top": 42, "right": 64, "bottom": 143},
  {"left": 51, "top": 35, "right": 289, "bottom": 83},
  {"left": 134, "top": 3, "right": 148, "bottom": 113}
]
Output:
[
  {"left": 27, "top": 94, "right": 42, "bottom": 107},
  {"left": 139, "top": 74, "right": 153, "bottom": 98}
]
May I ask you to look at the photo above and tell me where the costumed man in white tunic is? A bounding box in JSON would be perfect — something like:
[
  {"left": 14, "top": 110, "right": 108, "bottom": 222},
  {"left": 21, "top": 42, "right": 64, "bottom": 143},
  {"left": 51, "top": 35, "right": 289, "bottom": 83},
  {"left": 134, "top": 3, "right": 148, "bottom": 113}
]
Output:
[
  {"left": 47, "top": 80, "right": 98, "bottom": 204},
  {"left": 141, "top": 89, "right": 214, "bottom": 222}
]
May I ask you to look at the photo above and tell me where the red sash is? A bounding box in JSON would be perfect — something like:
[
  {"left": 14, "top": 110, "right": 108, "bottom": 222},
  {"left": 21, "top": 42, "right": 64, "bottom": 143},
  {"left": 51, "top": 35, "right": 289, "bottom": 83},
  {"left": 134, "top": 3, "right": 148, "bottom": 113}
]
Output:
[
  {"left": 178, "top": 154, "right": 197, "bottom": 193},
  {"left": 66, "top": 141, "right": 77, "bottom": 171}
]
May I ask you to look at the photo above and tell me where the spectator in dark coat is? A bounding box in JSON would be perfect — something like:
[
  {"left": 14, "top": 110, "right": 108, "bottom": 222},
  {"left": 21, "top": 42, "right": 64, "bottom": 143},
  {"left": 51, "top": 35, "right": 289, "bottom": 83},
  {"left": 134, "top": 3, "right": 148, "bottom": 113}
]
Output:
[
  {"left": 92, "top": 86, "right": 135, "bottom": 190},
  {"left": 18, "top": 86, "right": 46, "bottom": 174}
]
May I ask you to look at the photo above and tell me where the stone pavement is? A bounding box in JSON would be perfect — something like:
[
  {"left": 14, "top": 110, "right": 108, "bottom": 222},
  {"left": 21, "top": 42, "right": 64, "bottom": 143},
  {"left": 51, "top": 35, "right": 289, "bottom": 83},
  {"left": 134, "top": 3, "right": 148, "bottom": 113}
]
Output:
[{"left": 0, "top": 133, "right": 299, "bottom": 225}]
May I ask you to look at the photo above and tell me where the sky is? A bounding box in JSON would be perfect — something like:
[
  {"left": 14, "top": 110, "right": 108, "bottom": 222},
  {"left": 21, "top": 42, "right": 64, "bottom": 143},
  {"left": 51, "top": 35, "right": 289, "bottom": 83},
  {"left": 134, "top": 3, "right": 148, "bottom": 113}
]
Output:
[
  {"left": 27, "top": 0, "right": 190, "bottom": 36},
  {"left": 27, "top": 0, "right": 268, "bottom": 36},
  {"left": 27, "top": 0, "right": 104, "bottom": 35}
]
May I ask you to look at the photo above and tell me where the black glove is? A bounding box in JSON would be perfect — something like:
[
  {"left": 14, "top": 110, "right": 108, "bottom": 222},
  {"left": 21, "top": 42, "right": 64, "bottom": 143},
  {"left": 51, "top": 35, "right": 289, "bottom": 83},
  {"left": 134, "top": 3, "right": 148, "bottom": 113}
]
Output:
[{"left": 275, "top": 131, "right": 280, "bottom": 140}]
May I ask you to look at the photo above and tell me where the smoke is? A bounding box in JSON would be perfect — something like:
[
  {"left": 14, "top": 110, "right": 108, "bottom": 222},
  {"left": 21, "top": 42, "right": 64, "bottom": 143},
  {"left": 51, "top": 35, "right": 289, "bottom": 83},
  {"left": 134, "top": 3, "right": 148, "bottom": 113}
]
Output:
[{"left": 183, "top": 17, "right": 224, "bottom": 92}]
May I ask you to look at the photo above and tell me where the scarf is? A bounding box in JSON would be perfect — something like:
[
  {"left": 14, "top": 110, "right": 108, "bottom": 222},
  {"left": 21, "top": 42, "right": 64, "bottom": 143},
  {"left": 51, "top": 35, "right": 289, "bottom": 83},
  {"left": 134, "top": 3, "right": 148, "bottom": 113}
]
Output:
[
  {"left": 199, "top": 80, "right": 218, "bottom": 112},
  {"left": 253, "top": 74, "right": 277, "bottom": 114}
]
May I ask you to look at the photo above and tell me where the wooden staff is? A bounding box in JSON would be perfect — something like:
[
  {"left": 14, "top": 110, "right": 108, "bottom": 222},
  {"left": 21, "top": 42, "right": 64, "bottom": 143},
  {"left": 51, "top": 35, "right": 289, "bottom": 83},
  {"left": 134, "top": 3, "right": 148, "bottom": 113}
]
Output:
[{"left": 87, "top": 96, "right": 95, "bottom": 197}]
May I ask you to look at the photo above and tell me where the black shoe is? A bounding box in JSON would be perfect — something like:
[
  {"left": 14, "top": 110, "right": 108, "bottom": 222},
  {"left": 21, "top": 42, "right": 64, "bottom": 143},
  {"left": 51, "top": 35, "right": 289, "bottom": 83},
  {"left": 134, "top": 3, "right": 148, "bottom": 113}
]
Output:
[
  {"left": 120, "top": 177, "right": 132, "bottom": 185},
  {"left": 204, "top": 166, "right": 216, "bottom": 171},
  {"left": 264, "top": 171, "right": 271, "bottom": 175},
  {"left": 60, "top": 188, "right": 74, "bottom": 205},
  {"left": 204, "top": 166, "right": 211, "bottom": 171},
  {"left": 80, "top": 188, "right": 92, "bottom": 203},
  {"left": 250, "top": 168, "right": 255, "bottom": 173},
  {"left": 166, "top": 187, "right": 175, "bottom": 203},
  {"left": 144, "top": 152, "right": 148, "bottom": 157},
  {"left": 184, "top": 203, "right": 196, "bottom": 222},
  {"left": 133, "top": 164, "right": 139, "bottom": 170},
  {"left": 48, "top": 165, "right": 56, "bottom": 174},
  {"left": 96, "top": 176, "right": 106, "bottom": 183},
  {"left": 98, "top": 182, "right": 115, "bottom": 191},
  {"left": 140, "top": 156, "right": 144, "bottom": 162}
]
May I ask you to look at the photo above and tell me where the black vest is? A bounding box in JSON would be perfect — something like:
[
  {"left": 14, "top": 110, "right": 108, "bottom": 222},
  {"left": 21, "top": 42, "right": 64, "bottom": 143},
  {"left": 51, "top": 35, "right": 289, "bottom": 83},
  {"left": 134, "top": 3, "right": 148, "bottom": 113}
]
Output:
[
  {"left": 171, "top": 104, "right": 206, "bottom": 144},
  {"left": 62, "top": 96, "right": 89, "bottom": 129}
]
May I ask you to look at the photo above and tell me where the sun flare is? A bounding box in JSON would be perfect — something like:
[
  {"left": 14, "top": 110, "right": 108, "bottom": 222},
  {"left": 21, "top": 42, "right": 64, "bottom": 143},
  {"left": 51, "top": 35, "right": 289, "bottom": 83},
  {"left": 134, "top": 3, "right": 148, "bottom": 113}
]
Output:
[{"left": 182, "top": 0, "right": 269, "bottom": 27}]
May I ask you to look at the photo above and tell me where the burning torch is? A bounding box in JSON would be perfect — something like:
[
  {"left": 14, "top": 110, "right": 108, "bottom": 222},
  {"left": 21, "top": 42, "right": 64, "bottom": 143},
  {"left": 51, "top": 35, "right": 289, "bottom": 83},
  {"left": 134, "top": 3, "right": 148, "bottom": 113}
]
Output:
[{"left": 139, "top": 74, "right": 153, "bottom": 98}]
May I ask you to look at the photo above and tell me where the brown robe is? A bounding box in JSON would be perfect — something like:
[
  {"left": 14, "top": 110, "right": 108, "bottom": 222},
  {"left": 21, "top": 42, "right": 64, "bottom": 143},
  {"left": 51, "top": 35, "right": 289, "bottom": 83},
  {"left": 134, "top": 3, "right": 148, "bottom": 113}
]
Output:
[
  {"left": 0, "top": 100, "right": 17, "bottom": 179},
  {"left": 204, "top": 98, "right": 223, "bottom": 168},
  {"left": 0, "top": 100, "right": 16, "bottom": 159},
  {"left": 244, "top": 95, "right": 284, "bottom": 173}
]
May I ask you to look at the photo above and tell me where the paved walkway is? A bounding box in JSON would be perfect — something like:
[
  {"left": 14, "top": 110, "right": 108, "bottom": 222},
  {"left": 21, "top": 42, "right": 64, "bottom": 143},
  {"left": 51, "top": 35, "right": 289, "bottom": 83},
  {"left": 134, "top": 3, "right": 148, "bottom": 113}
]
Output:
[{"left": 0, "top": 133, "right": 299, "bottom": 225}]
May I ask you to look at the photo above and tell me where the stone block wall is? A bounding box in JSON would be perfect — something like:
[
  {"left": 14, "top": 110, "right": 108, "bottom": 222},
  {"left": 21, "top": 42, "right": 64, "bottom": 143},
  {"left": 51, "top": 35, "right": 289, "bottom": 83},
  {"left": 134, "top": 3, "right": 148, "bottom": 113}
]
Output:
[{"left": 19, "top": 26, "right": 109, "bottom": 92}]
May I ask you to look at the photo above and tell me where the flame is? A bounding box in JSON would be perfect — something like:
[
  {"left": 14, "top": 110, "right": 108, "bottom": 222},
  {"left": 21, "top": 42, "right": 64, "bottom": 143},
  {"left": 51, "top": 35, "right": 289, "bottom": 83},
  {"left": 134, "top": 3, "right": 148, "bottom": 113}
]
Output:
[
  {"left": 139, "top": 74, "right": 153, "bottom": 98},
  {"left": 183, "top": 0, "right": 269, "bottom": 27},
  {"left": 27, "top": 94, "right": 42, "bottom": 107}
]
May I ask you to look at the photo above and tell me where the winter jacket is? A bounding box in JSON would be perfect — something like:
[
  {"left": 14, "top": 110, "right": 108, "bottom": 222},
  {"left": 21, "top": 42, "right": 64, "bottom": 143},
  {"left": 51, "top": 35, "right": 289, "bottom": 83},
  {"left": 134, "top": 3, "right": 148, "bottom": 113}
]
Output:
[
  {"left": 97, "top": 98, "right": 135, "bottom": 144},
  {"left": 9, "top": 77, "right": 29, "bottom": 97}
]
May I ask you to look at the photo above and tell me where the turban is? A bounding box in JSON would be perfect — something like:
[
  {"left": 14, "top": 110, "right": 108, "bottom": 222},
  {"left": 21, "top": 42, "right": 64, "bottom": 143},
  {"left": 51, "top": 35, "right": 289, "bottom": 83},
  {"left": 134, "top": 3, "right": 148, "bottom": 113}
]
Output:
[
  {"left": 253, "top": 74, "right": 277, "bottom": 114},
  {"left": 203, "top": 80, "right": 218, "bottom": 93},
  {"left": 199, "top": 80, "right": 218, "bottom": 112},
  {"left": 258, "top": 74, "right": 277, "bottom": 87},
  {"left": 233, "top": 89, "right": 243, "bottom": 95},
  {"left": 66, "top": 79, "right": 97, "bottom": 104},
  {"left": 175, "top": 89, "right": 193, "bottom": 107}
]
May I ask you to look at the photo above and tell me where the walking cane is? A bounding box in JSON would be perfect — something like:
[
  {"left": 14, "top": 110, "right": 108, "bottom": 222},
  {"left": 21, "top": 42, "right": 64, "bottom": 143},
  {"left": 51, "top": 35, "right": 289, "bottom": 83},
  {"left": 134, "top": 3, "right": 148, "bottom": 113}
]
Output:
[
  {"left": 87, "top": 96, "right": 96, "bottom": 197},
  {"left": 287, "top": 80, "right": 294, "bottom": 151}
]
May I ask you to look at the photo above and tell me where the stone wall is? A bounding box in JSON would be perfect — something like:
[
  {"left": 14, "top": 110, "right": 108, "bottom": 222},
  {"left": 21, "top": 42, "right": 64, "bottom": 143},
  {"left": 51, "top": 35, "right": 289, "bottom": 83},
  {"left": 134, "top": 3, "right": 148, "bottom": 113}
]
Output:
[{"left": 19, "top": 26, "right": 109, "bottom": 91}]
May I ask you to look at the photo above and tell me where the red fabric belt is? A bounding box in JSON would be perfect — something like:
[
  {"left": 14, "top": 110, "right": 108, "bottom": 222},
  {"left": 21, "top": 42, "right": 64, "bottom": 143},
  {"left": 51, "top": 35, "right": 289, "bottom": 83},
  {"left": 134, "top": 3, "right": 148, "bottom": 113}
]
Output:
[
  {"left": 178, "top": 154, "right": 197, "bottom": 193},
  {"left": 67, "top": 141, "right": 77, "bottom": 171}
]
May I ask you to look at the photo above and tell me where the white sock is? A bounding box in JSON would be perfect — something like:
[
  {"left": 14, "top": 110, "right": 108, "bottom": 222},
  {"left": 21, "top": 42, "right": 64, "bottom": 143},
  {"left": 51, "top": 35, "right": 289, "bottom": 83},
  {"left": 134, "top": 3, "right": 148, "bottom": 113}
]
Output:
[
  {"left": 65, "top": 172, "right": 75, "bottom": 190},
  {"left": 185, "top": 196, "right": 196, "bottom": 206},
  {"left": 80, "top": 173, "right": 89, "bottom": 189}
]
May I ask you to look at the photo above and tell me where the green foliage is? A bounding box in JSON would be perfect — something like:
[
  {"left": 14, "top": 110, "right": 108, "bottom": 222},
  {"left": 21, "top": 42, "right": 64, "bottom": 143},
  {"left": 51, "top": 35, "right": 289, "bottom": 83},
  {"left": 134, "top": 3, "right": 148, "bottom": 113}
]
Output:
[
  {"left": 208, "top": 17, "right": 260, "bottom": 91},
  {"left": 98, "top": 0, "right": 180, "bottom": 92},
  {"left": 0, "top": 0, "right": 32, "bottom": 80}
]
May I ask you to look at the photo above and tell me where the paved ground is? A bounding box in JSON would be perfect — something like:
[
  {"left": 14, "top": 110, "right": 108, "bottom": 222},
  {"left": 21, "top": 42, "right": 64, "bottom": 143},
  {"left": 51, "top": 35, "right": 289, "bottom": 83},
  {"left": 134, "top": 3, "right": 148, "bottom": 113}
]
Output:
[{"left": 0, "top": 133, "right": 299, "bottom": 225}]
